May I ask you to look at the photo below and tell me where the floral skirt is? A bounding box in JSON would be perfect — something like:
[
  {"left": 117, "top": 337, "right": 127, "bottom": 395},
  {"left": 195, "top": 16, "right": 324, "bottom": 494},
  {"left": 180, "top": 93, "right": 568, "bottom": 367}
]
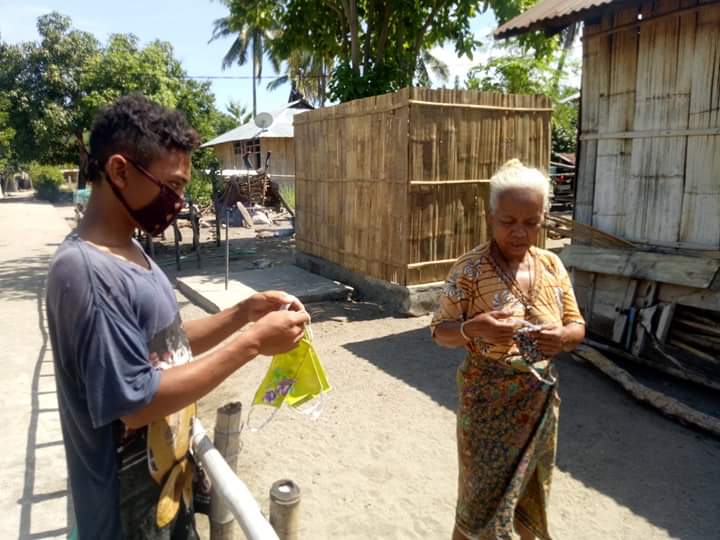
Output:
[{"left": 455, "top": 355, "right": 559, "bottom": 540}]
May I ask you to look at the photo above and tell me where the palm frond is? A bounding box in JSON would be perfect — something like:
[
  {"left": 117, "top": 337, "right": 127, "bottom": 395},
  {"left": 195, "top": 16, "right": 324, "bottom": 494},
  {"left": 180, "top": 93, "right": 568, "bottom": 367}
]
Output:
[
  {"left": 209, "top": 17, "right": 234, "bottom": 42},
  {"left": 422, "top": 49, "right": 449, "bottom": 83},
  {"left": 266, "top": 75, "right": 289, "bottom": 91},
  {"left": 221, "top": 35, "right": 249, "bottom": 70}
]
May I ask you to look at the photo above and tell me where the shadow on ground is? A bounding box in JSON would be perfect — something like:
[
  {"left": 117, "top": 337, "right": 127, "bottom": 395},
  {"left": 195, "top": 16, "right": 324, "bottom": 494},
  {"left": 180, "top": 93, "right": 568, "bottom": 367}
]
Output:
[
  {"left": 344, "top": 329, "right": 720, "bottom": 540},
  {"left": 17, "top": 282, "right": 74, "bottom": 539},
  {"left": 0, "top": 254, "right": 52, "bottom": 302}
]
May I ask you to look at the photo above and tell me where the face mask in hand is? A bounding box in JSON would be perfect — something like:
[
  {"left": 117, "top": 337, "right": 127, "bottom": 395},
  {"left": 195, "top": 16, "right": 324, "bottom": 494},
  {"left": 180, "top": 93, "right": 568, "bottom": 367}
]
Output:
[
  {"left": 512, "top": 321, "right": 557, "bottom": 386},
  {"left": 248, "top": 327, "right": 331, "bottom": 431}
]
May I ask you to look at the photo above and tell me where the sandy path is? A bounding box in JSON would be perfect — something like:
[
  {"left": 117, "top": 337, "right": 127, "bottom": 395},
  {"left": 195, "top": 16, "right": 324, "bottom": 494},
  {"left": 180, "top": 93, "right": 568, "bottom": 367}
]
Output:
[{"left": 179, "top": 298, "right": 720, "bottom": 540}]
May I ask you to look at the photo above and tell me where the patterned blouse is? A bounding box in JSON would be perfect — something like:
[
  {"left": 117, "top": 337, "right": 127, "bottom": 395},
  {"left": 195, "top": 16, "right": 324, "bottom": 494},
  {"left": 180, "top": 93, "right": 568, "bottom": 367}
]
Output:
[{"left": 431, "top": 242, "right": 585, "bottom": 361}]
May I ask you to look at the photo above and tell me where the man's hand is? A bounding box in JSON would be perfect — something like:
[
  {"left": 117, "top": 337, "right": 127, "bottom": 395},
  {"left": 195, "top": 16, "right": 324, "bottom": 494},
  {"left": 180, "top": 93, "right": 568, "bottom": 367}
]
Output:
[
  {"left": 462, "top": 310, "right": 520, "bottom": 345},
  {"left": 240, "top": 291, "right": 306, "bottom": 324},
  {"left": 249, "top": 310, "right": 311, "bottom": 356},
  {"left": 533, "top": 323, "right": 566, "bottom": 357}
]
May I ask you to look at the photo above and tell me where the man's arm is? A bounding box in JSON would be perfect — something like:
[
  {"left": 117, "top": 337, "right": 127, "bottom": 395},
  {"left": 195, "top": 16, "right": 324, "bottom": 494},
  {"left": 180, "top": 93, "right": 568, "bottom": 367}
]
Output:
[
  {"left": 182, "top": 304, "right": 246, "bottom": 356},
  {"left": 183, "top": 291, "right": 305, "bottom": 356},
  {"left": 123, "top": 309, "right": 310, "bottom": 429}
]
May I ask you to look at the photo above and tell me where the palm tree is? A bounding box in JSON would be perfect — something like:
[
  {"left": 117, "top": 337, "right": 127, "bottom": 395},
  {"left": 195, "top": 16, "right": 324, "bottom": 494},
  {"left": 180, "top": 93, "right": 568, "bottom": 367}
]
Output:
[
  {"left": 210, "top": 3, "right": 279, "bottom": 117},
  {"left": 226, "top": 100, "right": 252, "bottom": 125},
  {"left": 415, "top": 49, "right": 450, "bottom": 88},
  {"left": 266, "top": 49, "right": 330, "bottom": 106}
]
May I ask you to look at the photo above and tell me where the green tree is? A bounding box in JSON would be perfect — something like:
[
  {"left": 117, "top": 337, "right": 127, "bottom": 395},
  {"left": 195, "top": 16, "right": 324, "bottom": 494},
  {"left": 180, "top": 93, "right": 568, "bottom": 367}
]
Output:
[
  {"left": 466, "top": 43, "right": 580, "bottom": 153},
  {"left": 415, "top": 49, "right": 450, "bottom": 88},
  {"left": 231, "top": 0, "right": 480, "bottom": 102},
  {"left": 210, "top": 0, "right": 279, "bottom": 117},
  {"left": 266, "top": 48, "right": 331, "bottom": 106},
  {"left": 2, "top": 13, "right": 101, "bottom": 174},
  {"left": 226, "top": 100, "right": 252, "bottom": 124},
  {"left": 0, "top": 96, "right": 14, "bottom": 173},
  {"left": 0, "top": 13, "right": 233, "bottom": 186}
]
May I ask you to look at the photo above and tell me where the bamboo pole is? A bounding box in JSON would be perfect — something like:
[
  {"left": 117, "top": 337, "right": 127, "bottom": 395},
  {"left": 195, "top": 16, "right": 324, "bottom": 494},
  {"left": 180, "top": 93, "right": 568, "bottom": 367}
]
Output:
[
  {"left": 269, "top": 480, "right": 301, "bottom": 540},
  {"left": 580, "top": 127, "right": 720, "bottom": 140},
  {"left": 210, "top": 403, "right": 244, "bottom": 540},
  {"left": 574, "top": 345, "right": 720, "bottom": 437}
]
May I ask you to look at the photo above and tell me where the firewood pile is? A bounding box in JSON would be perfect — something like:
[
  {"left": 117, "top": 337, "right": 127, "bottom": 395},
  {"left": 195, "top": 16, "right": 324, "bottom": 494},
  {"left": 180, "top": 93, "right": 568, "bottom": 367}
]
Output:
[{"left": 217, "top": 173, "right": 283, "bottom": 210}]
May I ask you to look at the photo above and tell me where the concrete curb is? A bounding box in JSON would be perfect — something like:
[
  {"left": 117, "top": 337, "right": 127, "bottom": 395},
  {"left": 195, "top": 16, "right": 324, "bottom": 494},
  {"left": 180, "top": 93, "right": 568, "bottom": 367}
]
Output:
[{"left": 294, "top": 252, "right": 443, "bottom": 316}]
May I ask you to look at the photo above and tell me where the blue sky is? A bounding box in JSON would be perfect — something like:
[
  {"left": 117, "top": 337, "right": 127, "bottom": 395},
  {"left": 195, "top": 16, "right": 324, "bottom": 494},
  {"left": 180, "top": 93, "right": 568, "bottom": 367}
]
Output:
[{"left": 0, "top": 0, "right": 498, "bottom": 115}]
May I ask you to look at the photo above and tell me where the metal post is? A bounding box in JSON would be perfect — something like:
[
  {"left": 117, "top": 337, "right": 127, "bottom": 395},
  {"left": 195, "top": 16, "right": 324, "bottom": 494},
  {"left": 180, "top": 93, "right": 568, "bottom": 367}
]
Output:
[
  {"left": 269, "top": 480, "right": 301, "bottom": 540},
  {"left": 210, "top": 403, "right": 243, "bottom": 540},
  {"left": 225, "top": 209, "right": 230, "bottom": 290}
]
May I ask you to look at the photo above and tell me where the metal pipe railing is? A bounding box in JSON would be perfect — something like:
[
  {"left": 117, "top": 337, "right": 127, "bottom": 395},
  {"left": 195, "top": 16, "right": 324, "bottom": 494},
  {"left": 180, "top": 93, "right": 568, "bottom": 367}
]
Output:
[{"left": 191, "top": 418, "right": 279, "bottom": 540}]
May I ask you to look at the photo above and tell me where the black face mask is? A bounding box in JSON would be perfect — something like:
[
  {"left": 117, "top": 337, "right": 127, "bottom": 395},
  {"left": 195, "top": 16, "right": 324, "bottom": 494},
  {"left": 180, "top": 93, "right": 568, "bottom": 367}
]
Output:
[{"left": 105, "top": 156, "right": 183, "bottom": 236}]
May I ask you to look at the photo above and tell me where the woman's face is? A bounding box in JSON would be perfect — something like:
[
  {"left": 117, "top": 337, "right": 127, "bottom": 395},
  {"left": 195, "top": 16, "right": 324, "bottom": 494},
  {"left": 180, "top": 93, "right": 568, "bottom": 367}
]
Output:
[{"left": 490, "top": 188, "right": 544, "bottom": 261}]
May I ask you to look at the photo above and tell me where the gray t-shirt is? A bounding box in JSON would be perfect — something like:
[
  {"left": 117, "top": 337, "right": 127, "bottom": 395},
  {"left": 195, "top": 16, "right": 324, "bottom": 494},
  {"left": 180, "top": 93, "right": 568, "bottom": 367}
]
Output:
[{"left": 46, "top": 234, "right": 189, "bottom": 539}]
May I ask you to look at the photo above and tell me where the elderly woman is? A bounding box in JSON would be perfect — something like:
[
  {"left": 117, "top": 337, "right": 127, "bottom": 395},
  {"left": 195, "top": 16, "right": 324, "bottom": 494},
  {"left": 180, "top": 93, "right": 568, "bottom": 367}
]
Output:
[{"left": 432, "top": 160, "right": 585, "bottom": 540}]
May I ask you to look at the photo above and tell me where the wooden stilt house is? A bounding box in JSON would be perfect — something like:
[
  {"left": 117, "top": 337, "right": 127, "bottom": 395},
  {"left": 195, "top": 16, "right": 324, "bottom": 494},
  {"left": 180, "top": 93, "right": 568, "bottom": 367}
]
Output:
[{"left": 497, "top": 0, "right": 720, "bottom": 388}]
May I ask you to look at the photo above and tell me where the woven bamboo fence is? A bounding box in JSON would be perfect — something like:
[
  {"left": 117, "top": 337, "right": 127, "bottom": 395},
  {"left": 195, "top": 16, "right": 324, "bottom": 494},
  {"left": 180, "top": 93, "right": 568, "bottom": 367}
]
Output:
[
  {"left": 577, "top": 0, "right": 720, "bottom": 251},
  {"left": 294, "top": 87, "right": 552, "bottom": 286}
]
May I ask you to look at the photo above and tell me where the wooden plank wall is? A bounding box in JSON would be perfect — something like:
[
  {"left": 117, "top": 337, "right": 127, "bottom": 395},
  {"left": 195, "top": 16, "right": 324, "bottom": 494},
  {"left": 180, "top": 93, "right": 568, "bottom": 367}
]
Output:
[
  {"left": 212, "top": 139, "right": 295, "bottom": 180},
  {"left": 294, "top": 87, "right": 551, "bottom": 286},
  {"left": 294, "top": 89, "right": 410, "bottom": 285},
  {"left": 578, "top": 0, "right": 720, "bottom": 249},
  {"left": 681, "top": 0, "right": 720, "bottom": 245},
  {"left": 262, "top": 138, "right": 296, "bottom": 187},
  {"left": 406, "top": 87, "right": 551, "bottom": 284},
  {"left": 592, "top": 6, "right": 638, "bottom": 236}
]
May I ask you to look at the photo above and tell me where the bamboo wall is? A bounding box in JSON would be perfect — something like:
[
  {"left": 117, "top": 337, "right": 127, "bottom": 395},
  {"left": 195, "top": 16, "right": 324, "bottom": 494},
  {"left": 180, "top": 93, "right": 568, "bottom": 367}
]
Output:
[
  {"left": 577, "top": 0, "right": 720, "bottom": 250},
  {"left": 294, "top": 87, "right": 552, "bottom": 286}
]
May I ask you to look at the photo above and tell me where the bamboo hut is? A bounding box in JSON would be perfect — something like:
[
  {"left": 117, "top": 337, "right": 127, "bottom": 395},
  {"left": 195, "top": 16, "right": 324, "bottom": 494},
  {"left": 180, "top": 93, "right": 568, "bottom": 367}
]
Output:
[
  {"left": 202, "top": 99, "right": 313, "bottom": 189},
  {"left": 294, "top": 87, "right": 552, "bottom": 311},
  {"left": 497, "top": 0, "right": 720, "bottom": 388}
]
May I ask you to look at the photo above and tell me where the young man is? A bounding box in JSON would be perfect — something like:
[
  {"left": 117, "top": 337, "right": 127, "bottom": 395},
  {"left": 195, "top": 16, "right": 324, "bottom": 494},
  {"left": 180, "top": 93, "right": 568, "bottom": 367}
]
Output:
[{"left": 46, "top": 94, "right": 310, "bottom": 539}]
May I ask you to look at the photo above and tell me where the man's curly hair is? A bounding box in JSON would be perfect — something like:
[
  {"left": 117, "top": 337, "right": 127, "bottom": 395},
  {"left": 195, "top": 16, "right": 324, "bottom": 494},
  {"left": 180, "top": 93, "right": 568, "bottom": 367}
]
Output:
[{"left": 87, "top": 94, "right": 200, "bottom": 182}]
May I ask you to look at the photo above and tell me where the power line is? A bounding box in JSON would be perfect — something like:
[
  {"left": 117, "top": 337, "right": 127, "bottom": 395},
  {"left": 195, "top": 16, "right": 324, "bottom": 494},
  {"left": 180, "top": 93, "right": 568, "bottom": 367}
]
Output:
[{"left": 182, "top": 74, "right": 325, "bottom": 80}]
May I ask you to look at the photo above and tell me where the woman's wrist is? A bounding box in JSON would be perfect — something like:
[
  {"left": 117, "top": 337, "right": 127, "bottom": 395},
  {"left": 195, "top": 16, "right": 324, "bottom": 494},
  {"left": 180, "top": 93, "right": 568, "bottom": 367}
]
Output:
[
  {"left": 459, "top": 320, "right": 472, "bottom": 341},
  {"left": 560, "top": 323, "right": 583, "bottom": 352}
]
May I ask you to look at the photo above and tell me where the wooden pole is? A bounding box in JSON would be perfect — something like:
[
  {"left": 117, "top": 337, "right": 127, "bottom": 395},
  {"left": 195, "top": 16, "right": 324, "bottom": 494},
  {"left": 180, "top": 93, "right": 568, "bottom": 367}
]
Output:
[
  {"left": 210, "top": 402, "right": 243, "bottom": 540},
  {"left": 172, "top": 220, "right": 181, "bottom": 271},
  {"left": 269, "top": 479, "right": 301, "bottom": 540},
  {"left": 225, "top": 209, "right": 230, "bottom": 291}
]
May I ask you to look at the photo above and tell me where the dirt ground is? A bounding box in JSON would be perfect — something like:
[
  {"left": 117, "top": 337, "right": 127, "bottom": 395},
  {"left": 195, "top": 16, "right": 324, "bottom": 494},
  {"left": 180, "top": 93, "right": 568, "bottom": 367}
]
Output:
[
  {"left": 54, "top": 206, "right": 720, "bottom": 539},
  {"left": 177, "top": 294, "right": 720, "bottom": 540}
]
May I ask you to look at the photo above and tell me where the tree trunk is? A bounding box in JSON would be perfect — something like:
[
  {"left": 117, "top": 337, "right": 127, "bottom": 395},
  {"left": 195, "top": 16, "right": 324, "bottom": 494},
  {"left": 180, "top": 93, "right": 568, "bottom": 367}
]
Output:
[
  {"left": 375, "top": 6, "right": 392, "bottom": 67},
  {"left": 553, "top": 23, "right": 577, "bottom": 93},
  {"left": 252, "top": 48, "right": 257, "bottom": 118},
  {"left": 341, "top": 0, "right": 361, "bottom": 74},
  {"left": 411, "top": 3, "right": 439, "bottom": 84},
  {"left": 76, "top": 132, "right": 88, "bottom": 189}
]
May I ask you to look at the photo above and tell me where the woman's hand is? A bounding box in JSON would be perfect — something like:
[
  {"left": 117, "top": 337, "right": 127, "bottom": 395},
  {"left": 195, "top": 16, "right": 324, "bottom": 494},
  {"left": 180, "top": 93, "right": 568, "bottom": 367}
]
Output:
[
  {"left": 533, "top": 324, "right": 566, "bottom": 357},
  {"left": 463, "top": 311, "right": 519, "bottom": 345}
]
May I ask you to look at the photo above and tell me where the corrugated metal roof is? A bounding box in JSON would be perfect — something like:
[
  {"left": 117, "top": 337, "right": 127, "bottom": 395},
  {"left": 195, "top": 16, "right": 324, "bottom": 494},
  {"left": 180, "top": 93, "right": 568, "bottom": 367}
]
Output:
[
  {"left": 494, "top": 0, "right": 618, "bottom": 39},
  {"left": 201, "top": 100, "right": 313, "bottom": 147}
]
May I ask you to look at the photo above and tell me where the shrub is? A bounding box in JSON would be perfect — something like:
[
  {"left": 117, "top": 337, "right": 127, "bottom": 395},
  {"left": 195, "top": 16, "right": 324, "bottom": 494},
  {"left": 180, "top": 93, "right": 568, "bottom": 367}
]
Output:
[
  {"left": 186, "top": 169, "right": 215, "bottom": 207},
  {"left": 28, "top": 163, "right": 64, "bottom": 201}
]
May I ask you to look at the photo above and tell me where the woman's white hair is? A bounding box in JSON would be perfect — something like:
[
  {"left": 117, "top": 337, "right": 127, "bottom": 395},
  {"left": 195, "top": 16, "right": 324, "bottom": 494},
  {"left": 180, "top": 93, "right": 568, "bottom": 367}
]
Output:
[{"left": 489, "top": 159, "right": 550, "bottom": 213}]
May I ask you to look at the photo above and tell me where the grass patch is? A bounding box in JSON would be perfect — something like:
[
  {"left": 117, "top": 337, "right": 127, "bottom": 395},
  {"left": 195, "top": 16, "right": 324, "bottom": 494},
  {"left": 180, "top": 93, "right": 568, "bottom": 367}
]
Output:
[{"left": 279, "top": 184, "right": 295, "bottom": 209}]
